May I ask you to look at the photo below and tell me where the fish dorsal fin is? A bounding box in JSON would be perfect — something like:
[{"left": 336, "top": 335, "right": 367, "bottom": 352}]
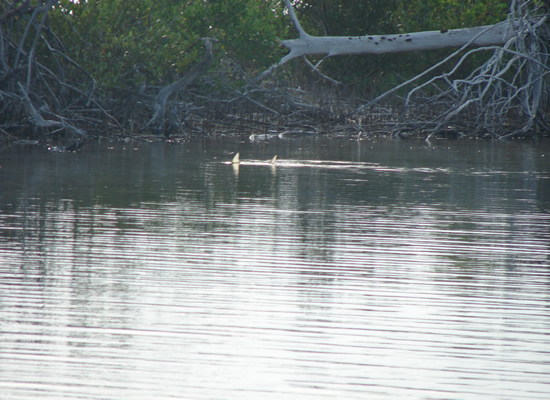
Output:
[
  {"left": 270, "top": 155, "right": 278, "bottom": 164},
  {"left": 232, "top": 153, "right": 240, "bottom": 164}
]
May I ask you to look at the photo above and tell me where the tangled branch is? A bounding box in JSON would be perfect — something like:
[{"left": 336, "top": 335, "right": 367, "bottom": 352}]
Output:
[
  {"left": 0, "top": 0, "right": 106, "bottom": 144},
  {"left": 352, "top": 0, "right": 550, "bottom": 139}
]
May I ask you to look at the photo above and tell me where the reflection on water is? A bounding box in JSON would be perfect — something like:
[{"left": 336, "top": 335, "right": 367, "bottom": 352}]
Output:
[{"left": 0, "top": 138, "right": 549, "bottom": 399}]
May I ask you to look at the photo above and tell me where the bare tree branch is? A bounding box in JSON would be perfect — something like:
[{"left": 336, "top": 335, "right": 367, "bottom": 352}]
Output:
[{"left": 147, "top": 38, "right": 214, "bottom": 134}]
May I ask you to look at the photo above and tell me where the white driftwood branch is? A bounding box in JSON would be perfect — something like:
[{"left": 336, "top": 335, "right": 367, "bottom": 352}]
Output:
[
  {"left": 285, "top": 0, "right": 309, "bottom": 39},
  {"left": 280, "top": 22, "right": 513, "bottom": 58},
  {"left": 258, "top": 0, "right": 515, "bottom": 80}
]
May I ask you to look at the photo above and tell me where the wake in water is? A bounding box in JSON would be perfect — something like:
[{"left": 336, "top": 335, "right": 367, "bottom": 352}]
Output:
[
  {"left": 223, "top": 153, "right": 381, "bottom": 170},
  {"left": 223, "top": 153, "right": 453, "bottom": 173}
]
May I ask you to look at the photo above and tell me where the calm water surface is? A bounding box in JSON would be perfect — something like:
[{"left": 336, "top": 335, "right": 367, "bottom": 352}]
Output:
[{"left": 0, "top": 138, "right": 549, "bottom": 399}]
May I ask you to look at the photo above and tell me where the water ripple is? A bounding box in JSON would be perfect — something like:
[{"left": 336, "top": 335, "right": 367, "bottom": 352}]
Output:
[{"left": 1, "top": 140, "right": 549, "bottom": 399}]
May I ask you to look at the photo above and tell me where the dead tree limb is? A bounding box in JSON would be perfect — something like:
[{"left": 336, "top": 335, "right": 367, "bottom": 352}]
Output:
[
  {"left": 147, "top": 38, "right": 214, "bottom": 135},
  {"left": 1, "top": 0, "right": 122, "bottom": 141},
  {"left": 18, "top": 82, "right": 87, "bottom": 137},
  {"left": 264, "top": 0, "right": 549, "bottom": 139},
  {"left": 258, "top": 0, "right": 514, "bottom": 81}
]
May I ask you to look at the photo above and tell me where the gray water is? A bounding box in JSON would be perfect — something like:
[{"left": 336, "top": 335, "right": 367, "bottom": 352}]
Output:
[{"left": 0, "top": 137, "right": 549, "bottom": 400}]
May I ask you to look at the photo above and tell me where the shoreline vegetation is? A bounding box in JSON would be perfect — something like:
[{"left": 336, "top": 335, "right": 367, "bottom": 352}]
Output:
[{"left": 1, "top": 1, "right": 549, "bottom": 150}]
